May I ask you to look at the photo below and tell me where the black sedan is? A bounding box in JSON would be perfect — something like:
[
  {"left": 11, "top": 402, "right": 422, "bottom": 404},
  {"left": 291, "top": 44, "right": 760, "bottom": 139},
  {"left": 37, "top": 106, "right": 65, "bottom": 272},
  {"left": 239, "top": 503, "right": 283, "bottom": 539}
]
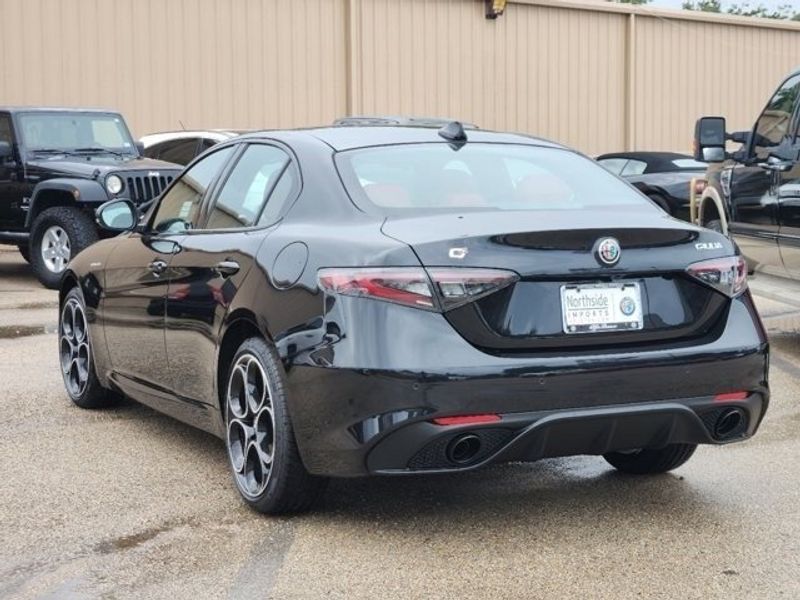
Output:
[
  {"left": 59, "top": 123, "right": 769, "bottom": 514},
  {"left": 596, "top": 151, "right": 707, "bottom": 221}
]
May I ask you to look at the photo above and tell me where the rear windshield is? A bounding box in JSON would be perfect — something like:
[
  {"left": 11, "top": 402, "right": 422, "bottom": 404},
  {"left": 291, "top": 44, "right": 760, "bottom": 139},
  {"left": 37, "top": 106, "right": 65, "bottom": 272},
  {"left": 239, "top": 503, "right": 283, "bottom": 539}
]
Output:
[{"left": 336, "top": 143, "right": 650, "bottom": 213}]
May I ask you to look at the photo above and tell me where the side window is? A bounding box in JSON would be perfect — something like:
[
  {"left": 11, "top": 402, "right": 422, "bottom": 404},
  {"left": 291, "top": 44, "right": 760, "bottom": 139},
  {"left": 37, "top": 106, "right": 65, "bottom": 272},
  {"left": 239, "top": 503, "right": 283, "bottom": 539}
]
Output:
[
  {"left": 621, "top": 159, "right": 647, "bottom": 176},
  {"left": 205, "top": 144, "right": 290, "bottom": 230},
  {"left": 0, "top": 114, "right": 14, "bottom": 146},
  {"left": 158, "top": 138, "right": 201, "bottom": 166},
  {"left": 598, "top": 158, "right": 628, "bottom": 175},
  {"left": 151, "top": 146, "right": 235, "bottom": 233},
  {"left": 258, "top": 167, "right": 298, "bottom": 226},
  {"left": 142, "top": 141, "right": 163, "bottom": 160},
  {"left": 753, "top": 74, "right": 800, "bottom": 160}
]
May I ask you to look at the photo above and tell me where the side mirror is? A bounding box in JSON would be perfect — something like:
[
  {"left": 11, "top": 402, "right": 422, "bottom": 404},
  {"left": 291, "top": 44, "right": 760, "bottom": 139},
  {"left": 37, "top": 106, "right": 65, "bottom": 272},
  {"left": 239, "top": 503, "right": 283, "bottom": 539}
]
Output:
[
  {"left": 694, "top": 116, "right": 727, "bottom": 163},
  {"left": 0, "top": 141, "right": 12, "bottom": 160},
  {"left": 96, "top": 199, "right": 138, "bottom": 232},
  {"left": 135, "top": 141, "right": 145, "bottom": 157}
]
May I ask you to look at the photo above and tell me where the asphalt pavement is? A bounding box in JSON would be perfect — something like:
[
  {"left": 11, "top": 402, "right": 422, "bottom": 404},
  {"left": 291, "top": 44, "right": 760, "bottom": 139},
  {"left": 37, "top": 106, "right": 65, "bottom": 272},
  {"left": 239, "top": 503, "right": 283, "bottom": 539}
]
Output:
[{"left": 1, "top": 246, "right": 799, "bottom": 600}]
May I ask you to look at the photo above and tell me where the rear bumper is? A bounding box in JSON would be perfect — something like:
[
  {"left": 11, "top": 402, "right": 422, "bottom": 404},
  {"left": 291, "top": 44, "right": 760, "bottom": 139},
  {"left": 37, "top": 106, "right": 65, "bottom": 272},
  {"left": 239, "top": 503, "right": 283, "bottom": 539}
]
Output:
[
  {"left": 367, "top": 394, "right": 764, "bottom": 474},
  {"left": 282, "top": 293, "right": 769, "bottom": 477}
]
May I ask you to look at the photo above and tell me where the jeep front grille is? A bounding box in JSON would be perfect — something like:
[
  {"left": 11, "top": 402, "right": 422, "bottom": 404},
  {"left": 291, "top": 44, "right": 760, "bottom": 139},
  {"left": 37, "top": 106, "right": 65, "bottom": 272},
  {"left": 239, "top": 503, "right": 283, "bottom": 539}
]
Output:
[{"left": 125, "top": 174, "right": 174, "bottom": 203}]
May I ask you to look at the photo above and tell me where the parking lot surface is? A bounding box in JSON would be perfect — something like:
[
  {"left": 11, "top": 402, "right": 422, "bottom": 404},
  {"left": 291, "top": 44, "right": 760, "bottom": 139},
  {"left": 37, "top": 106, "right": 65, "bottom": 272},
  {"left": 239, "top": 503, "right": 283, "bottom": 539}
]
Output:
[{"left": 1, "top": 246, "right": 799, "bottom": 600}]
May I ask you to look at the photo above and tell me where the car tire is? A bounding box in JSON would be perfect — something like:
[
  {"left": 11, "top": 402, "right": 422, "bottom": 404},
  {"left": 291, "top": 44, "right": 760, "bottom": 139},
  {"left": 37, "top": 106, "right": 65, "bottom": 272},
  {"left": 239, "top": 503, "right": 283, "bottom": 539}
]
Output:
[
  {"left": 603, "top": 443, "right": 697, "bottom": 475},
  {"left": 224, "top": 336, "right": 328, "bottom": 514},
  {"left": 59, "top": 287, "right": 117, "bottom": 409},
  {"left": 647, "top": 193, "right": 672, "bottom": 215},
  {"left": 31, "top": 206, "right": 98, "bottom": 289},
  {"left": 17, "top": 244, "right": 30, "bottom": 263},
  {"left": 705, "top": 219, "right": 723, "bottom": 233}
]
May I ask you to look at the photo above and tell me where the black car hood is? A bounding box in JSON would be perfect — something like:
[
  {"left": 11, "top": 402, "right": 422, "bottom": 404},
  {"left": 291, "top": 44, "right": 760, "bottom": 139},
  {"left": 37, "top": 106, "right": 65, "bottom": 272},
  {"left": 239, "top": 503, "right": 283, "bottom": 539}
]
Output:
[{"left": 26, "top": 155, "right": 181, "bottom": 179}]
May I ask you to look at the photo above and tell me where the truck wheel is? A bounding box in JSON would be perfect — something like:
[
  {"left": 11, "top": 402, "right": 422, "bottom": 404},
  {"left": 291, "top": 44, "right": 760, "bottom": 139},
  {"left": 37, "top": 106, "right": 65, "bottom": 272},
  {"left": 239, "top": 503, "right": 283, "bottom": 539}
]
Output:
[
  {"left": 30, "top": 207, "right": 98, "bottom": 289},
  {"left": 17, "top": 244, "right": 30, "bottom": 263}
]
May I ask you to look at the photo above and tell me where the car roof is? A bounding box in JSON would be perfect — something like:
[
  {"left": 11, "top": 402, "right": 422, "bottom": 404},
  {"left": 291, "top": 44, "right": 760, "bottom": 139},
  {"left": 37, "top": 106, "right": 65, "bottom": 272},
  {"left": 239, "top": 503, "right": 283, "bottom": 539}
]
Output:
[
  {"left": 0, "top": 106, "right": 122, "bottom": 114},
  {"left": 237, "top": 126, "right": 565, "bottom": 152},
  {"left": 139, "top": 130, "right": 251, "bottom": 146}
]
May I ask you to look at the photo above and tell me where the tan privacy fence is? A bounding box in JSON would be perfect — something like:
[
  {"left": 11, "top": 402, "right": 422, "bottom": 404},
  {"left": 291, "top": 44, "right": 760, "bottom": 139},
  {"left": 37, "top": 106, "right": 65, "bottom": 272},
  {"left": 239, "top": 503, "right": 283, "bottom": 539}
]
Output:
[{"left": 1, "top": 0, "right": 799, "bottom": 155}]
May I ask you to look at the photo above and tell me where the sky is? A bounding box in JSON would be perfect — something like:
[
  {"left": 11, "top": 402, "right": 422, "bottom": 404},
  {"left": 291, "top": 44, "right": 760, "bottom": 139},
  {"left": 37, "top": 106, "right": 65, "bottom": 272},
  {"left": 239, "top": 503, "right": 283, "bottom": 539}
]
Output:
[{"left": 650, "top": 0, "right": 795, "bottom": 9}]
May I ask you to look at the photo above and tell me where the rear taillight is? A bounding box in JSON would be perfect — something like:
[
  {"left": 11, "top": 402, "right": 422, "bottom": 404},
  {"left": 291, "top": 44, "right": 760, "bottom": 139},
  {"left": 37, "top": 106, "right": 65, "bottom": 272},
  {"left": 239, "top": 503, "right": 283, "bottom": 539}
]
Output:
[
  {"left": 317, "top": 267, "right": 518, "bottom": 312},
  {"left": 693, "top": 179, "right": 707, "bottom": 195},
  {"left": 318, "top": 267, "right": 436, "bottom": 310},
  {"left": 686, "top": 256, "right": 747, "bottom": 298},
  {"left": 427, "top": 267, "right": 519, "bottom": 310}
]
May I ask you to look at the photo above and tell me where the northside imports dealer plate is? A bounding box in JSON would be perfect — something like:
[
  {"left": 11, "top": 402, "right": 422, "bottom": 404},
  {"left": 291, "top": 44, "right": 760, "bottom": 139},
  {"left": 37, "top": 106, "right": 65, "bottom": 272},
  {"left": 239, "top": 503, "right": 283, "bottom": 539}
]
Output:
[{"left": 560, "top": 282, "right": 643, "bottom": 334}]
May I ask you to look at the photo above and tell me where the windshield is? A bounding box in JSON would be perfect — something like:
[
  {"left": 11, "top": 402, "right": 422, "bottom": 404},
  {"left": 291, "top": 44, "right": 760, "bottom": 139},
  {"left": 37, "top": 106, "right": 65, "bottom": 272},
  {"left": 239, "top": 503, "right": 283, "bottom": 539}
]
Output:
[
  {"left": 336, "top": 143, "right": 651, "bottom": 213},
  {"left": 18, "top": 112, "right": 136, "bottom": 155}
]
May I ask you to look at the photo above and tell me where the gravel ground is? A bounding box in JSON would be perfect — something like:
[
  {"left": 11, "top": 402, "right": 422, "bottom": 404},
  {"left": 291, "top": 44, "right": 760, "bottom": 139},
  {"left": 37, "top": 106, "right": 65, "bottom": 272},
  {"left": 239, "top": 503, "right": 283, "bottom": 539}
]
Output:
[{"left": 1, "top": 247, "right": 799, "bottom": 600}]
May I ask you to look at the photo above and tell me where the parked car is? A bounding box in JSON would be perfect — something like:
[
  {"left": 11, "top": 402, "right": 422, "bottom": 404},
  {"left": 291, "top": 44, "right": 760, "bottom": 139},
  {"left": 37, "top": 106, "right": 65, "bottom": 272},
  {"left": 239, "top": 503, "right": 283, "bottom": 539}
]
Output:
[
  {"left": 0, "top": 107, "right": 182, "bottom": 287},
  {"left": 596, "top": 151, "right": 707, "bottom": 221},
  {"left": 60, "top": 121, "right": 768, "bottom": 514},
  {"left": 140, "top": 130, "right": 251, "bottom": 166},
  {"left": 695, "top": 68, "right": 800, "bottom": 277}
]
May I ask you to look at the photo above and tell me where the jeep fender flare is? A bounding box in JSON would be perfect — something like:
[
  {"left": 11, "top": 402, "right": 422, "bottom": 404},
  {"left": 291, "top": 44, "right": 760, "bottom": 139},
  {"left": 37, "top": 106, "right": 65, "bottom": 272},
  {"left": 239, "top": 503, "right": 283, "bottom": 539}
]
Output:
[
  {"left": 697, "top": 186, "right": 729, "bottom": 235},
  {"left": 25, "top": 178, "right": 108, "bottom": 227}
]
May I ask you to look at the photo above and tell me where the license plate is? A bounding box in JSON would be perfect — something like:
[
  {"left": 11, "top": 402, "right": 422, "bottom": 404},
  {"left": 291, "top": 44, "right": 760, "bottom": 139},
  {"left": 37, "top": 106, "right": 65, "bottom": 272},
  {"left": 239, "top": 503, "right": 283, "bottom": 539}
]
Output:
[{"left": 560, "top": 282, "right": 643, "bottom": 334}]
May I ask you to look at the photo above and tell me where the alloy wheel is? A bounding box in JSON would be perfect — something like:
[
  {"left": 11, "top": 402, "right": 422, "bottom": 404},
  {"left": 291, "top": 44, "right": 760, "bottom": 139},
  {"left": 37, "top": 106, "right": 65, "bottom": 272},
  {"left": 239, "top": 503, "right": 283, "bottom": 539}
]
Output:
[
  {"left": 60, "top": 298, "right": 90, "bottom": 397},
  {"left": 41, "top": 225, "right": 71, "bottom": 273},
  {"left": 226, "top": 353, "right": 275, "bottom": 498}
]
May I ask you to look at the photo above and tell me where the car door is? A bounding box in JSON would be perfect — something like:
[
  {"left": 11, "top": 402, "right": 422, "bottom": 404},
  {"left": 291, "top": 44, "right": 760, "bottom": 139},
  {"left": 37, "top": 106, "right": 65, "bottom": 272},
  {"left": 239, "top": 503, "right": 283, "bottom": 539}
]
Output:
[
  {"left": 0, "top": 112, "right": 26, "bottom": 230},
  {"left": 100, "top": 145, "right": 236, "bottom": 413},
  {"left": 729, "top": 73, "right": 800, "bottom": 276},
  {"left": 776, "top": 90, "right": 800, "bottom": 277},
  {"left": 165, "top": 142, "right": 300, "bottom": 406}
]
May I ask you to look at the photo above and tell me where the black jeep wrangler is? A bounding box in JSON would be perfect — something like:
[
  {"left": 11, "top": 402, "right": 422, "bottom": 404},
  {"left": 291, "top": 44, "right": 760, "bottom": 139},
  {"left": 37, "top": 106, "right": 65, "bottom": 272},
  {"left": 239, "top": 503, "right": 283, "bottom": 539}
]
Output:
[{"left": 0, "top": 108, "right": 182, "bottom": 288}]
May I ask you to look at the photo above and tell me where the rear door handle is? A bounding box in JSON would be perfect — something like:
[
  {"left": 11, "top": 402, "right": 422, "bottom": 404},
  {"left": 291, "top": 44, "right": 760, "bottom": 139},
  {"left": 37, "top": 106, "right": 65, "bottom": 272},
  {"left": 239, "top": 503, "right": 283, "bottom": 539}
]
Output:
[
  {"left": 215, "top": 260, "right": 240, "bottom": 277},
  {"left": 148, "top": 259, "right": 167, "bottom": 275}
]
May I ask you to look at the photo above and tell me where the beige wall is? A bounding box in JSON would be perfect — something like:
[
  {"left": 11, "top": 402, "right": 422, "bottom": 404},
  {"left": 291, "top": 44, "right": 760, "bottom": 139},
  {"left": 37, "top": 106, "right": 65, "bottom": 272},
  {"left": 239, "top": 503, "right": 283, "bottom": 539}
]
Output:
[{"left": 1, "top": 0, "right": 799, "bottom": 156}]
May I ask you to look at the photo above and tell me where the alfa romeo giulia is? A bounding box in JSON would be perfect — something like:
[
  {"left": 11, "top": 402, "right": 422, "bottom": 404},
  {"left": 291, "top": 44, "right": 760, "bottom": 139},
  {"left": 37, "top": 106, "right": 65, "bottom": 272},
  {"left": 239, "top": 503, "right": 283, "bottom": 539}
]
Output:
[{"left": 58, "top": 121, "right": 769, "bottom": 513}]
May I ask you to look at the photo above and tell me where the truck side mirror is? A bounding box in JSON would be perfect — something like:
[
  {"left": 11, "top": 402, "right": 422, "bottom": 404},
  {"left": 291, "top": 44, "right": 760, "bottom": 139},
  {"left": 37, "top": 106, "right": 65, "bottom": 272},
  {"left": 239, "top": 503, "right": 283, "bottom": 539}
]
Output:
[
  {"left": 135, "top": 141, "right": 145, "bottom": 157},
  {"left": 694, "top": 117, "right": 727, "bottom": 163},
  {"left": 0, "top": 141, "right": 12, "bottom": 160}
]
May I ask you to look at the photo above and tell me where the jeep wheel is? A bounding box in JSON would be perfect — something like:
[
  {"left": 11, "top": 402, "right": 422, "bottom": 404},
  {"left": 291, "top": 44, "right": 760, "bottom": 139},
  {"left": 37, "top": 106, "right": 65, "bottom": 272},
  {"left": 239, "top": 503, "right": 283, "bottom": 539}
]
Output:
[{"left": 31, "top": 207, "right": 98, "bottom": 289}]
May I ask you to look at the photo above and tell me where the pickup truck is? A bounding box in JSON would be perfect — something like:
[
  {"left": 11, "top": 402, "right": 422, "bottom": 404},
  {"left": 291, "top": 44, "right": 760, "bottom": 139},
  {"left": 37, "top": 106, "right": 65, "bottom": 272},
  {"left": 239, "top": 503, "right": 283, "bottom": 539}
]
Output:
[{"left": 694, "top": 69, "right": 800, "bottom": 278}]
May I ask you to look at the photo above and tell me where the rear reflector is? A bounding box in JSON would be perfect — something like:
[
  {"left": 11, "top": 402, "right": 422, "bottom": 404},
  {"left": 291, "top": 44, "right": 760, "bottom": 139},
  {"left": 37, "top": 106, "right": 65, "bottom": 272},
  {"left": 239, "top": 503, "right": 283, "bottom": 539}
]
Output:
[
  {"left": 714, "top": 391, "right": 749, "bottom": 401},
  {"left": 432, "top": 414, "right": 501, "bottom": 426}
]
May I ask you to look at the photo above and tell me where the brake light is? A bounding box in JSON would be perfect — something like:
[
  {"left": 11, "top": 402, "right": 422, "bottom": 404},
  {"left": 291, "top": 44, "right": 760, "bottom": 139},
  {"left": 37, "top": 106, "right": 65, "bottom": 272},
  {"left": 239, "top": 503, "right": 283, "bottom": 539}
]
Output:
[
  {"left": 317, "top": 267, "right": 518, "bottom": 311},
  {"left": 686, "top": 256, "right": 747, "bottom": 298},
  {"left": 318, "top": 267, "right": 435, "bottom": 310}
]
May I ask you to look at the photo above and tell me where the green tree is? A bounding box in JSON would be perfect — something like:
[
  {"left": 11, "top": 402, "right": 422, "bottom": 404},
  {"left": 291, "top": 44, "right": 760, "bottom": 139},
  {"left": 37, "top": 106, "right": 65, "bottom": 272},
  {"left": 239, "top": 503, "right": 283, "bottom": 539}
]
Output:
[{"left": 682, "top": 0, "right": 800, "bottom": 19}]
